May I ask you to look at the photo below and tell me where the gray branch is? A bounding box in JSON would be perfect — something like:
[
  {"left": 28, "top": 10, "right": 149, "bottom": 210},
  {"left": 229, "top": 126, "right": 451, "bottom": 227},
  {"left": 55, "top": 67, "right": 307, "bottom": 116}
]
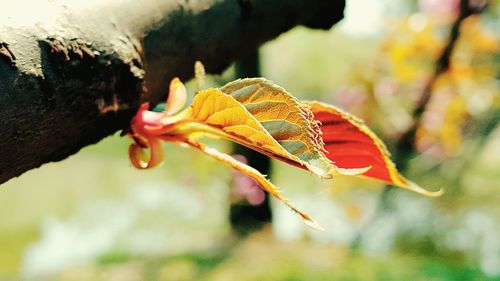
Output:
[{"left": 0, "top": 0, "right": 345, "bottom": 184}]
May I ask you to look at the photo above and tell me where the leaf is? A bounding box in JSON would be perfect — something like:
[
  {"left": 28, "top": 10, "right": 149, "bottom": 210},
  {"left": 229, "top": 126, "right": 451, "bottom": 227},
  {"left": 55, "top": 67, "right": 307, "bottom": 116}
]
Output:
[
  {"left": 175, "top": 88, "right": 323, "bottom": 229},
  {"left": 129, "top": 137, "right": 164, "bottom": 169},
  {"left": 185, "top": 86, "right": 331, "bottom": 175},
  {"left": 305, "top": 101, "right": 443, "bottom": 197},
  {"left": 220, "top": 78, "right": 368, "bottom": 178},
  {"left": 188, "top": 88, "right": 292, "bottom": 158},
  {"left": 128, "top": 75, "right": 443, "bottom": 231},
  {"left": 194, "top": 60, "right": 206, "bottom": 91},
  {"left": 165, "top": 78, "right": 187, "bottom": 116},
  {"left": 128, "top": 105, "right": 165, "bottom": 170}
]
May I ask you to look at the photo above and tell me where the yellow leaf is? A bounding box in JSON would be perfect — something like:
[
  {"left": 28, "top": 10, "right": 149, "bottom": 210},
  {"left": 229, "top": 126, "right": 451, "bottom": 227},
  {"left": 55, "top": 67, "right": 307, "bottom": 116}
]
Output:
[
  {"left": 188, "top": 88, "right": 292, "bottom": 157},
  {"left": 221, "top": 78, "right": 367, "bottom": 178},
  {"left": 128, "top": 75, "right": 442, "bottom": 230},
  {"left": 162, "top": 88, "right": 321, "bottom": 228}
]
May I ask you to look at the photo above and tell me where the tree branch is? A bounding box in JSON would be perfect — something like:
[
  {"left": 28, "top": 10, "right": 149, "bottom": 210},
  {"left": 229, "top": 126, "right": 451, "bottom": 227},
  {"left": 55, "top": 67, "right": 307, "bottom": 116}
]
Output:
[
  {"left": 394, "top": 0, "right": 484, "bottom": 169},
  {"left": 0, "top": 0, "right": 345, "bottom": 184}
]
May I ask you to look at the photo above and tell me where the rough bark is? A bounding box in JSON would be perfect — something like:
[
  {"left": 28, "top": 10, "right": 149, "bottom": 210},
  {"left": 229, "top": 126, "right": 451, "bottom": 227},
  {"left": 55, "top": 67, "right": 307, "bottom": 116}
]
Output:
[{"left": 0, "top": 0, "right": 345, "bottom": 184}]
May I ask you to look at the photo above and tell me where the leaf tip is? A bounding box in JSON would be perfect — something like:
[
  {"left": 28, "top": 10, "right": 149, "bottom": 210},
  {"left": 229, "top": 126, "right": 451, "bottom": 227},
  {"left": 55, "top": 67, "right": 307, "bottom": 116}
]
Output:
[
  {"left": 300, "top": 214, "right": 324, "bottom": 231},
  {"left": 403, "top": 181, "right": 445, "bottom": 197},
  {"left": 194, "top": 61, "right": 206, "bottom": 91},
  {"left": 335, "top": 166, "right": 372, "bottom": 176}
]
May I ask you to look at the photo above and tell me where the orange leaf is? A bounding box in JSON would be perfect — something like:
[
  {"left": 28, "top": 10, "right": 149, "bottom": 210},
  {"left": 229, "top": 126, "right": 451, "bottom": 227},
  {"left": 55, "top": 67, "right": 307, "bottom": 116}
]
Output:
[{"left": 165, "top": 78, "right": 187, "bottom": 116}]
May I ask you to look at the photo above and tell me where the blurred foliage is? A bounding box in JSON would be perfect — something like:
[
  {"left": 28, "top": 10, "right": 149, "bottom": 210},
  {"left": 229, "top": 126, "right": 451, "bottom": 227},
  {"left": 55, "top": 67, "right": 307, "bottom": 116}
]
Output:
[
  {"left": 17, "top": 230, "right": 500, "bottom": 281},
  {"left": 0, "top": 0, "right": 499, "bottom": 280}
]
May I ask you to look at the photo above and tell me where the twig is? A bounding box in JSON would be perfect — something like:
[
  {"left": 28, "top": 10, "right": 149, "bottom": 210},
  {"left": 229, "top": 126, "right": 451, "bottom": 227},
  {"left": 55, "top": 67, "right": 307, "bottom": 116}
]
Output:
[{"left": 393, "top": 0, "right": 483, "bottom": 169}]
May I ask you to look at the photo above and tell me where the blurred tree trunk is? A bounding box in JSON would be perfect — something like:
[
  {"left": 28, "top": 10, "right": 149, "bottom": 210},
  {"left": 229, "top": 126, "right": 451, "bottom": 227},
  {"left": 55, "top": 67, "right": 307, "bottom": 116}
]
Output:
[
  {"left": 0, "top": 0, "right": 346, "bottom": 184},
  {"left": 230, "top": 51, "right": 273, "bottom": 235}
]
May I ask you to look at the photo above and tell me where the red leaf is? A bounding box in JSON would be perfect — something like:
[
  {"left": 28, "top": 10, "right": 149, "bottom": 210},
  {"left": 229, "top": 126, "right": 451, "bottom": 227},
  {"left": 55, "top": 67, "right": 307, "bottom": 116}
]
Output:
[{"left": 306, "top": 101, "right": 442, "bottom": 196}]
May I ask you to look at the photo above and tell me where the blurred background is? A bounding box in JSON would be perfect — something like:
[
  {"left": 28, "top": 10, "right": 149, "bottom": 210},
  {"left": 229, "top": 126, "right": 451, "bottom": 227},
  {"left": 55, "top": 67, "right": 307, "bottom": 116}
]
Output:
[{"left": 1, "top": 0, "right": 499, "bottom": 280}]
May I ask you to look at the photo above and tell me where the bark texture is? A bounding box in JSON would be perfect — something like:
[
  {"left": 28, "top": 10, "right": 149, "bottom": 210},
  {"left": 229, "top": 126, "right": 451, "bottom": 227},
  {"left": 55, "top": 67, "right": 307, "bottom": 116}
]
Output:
[{"left": 0, "top": 0, "right": 345, "bottom": 183}]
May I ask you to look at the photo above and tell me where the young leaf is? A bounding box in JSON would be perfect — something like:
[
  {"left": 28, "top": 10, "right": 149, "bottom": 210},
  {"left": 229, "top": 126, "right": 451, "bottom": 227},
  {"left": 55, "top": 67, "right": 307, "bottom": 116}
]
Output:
[
  {"left": 127, "top": 74, "right": 443, "bottom": 231},
  {"left": 187, "top": 88, "right": 293, "bottom": 159},
  {"left": 194, "top": 60, "right": 206, "bottom": 91},
  {"left": 165, "top": 77, "right": 187, "bottom": 116},
  {"left": 220, "top": 78, "right": 368, "bottom": 178},
  {"left": 305, "top": 101, "right": 443, "bottom": 197},
  {"left": 131, "top": 86, "right": 322, "bottom": 229}
]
